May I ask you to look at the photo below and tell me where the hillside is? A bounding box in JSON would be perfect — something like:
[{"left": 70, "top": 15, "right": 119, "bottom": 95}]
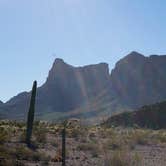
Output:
[{"left": 104, "top": 100, "right": 166, "bottom": 129}]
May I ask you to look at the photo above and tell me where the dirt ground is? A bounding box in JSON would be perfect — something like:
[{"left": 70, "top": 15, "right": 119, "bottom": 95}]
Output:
[{"left": 0, "top": 120, "right": 166, "bottom": 166}]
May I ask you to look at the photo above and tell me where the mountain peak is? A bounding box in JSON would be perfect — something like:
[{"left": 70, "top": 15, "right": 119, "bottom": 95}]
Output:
[
  {"left": 53, "top": 58, "right": 65, "bottom": 64},
  {"left": 52, "top": 58, "right": 74, "bottom": 69},
  {"left": 126, "top": 51, "right": 145, "bottom": 58},
  {"left": 115, "top": 51, "right": 145, "bottom": 67}
]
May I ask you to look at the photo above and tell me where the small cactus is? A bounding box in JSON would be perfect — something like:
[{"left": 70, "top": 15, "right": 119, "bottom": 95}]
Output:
[{"left": 26, "top": 81, "right": 37, "bottom": 147}]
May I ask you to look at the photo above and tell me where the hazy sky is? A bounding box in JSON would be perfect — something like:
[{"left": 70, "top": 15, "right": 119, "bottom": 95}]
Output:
[{"left": 1, "top": 0, "right": 166, "bottom": 102}]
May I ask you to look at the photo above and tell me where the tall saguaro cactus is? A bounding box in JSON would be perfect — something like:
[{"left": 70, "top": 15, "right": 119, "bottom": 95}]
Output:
[
  {"left": 26, "top": 81, "right": 37, "bottom": 147},
  {"left": 62, "top": 122, "right": 66, "bottom": 166}
]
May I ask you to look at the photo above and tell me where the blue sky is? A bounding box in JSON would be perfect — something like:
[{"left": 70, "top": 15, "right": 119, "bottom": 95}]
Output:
[{"left": 1, "top": 0, "right": 166, "bottom": 102}]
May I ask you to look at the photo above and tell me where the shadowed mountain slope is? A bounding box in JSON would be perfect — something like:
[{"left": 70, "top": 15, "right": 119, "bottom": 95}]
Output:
[
  {"left": 3, "top": 59, "right": 110, "bottom": 120},
  {"left": 103, "top": 100, "right": 166, "bottom": 129},
  {"left": 110, "top": 51, "right": 166, "bottom": 108}
]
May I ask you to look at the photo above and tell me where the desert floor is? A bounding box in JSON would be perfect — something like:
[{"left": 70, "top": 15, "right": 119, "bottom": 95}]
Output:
[{"left": 0, "top": 120, "right": 166, "bottom": 166}]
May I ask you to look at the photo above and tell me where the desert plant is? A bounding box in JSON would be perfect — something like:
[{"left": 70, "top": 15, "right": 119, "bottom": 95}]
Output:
[
  {"left": 14, "top": 145, "right": 50, "bottom": 162},
  {"left": 34, "top": 126, "right": 47, "bottom": 144},
  {"left": 26, "top": 81, "right": 37, "bottom": 147},
  {"left": 0, "top": 128, "right": 9, "bottom": 143},
  {"left": 108, "top": 150, "right": 138, "bottom": 166},
  {"left": 62, "top": 122, "right": 67, "bottom": 166}
]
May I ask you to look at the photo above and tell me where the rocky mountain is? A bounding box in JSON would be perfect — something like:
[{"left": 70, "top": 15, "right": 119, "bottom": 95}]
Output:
[
  {"left": 1, "top": 51, "right": 166, "bottom": 122},
  {"left": 3, "top": 59, "right": 110, "bottom": 120},
  {"left": 110, "top": 51, "right": 166, "bottom": 108}
]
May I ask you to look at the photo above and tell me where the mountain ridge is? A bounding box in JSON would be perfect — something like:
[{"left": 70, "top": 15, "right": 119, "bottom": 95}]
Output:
[
  {"left": 2, "top": 59, "right": 110, "bottom": 120},
  {"left": 1, "top": 51, "right": 166, "bottom": 122}
]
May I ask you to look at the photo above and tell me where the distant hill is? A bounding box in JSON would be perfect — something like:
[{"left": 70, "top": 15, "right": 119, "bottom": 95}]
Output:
[
  {"left": 1, "top": 51, "right": 166, "bottom": 122},
  {"left": 103, "top": 101, "right": 166, "bottom": 129}
]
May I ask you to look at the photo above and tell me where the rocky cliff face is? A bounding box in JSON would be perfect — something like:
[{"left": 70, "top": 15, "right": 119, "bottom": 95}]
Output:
[
  {"left": 110, "top": 51, "right": 166, "bottom": 108},
  {"left": 4, "top": 59, "right": 110, "bottom": 119},
  {"left": 39, "top": 58, "right": 110, "bottom": 112}
]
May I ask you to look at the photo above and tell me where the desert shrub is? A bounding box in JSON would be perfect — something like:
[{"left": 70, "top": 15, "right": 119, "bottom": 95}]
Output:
[
  {"left": 91, "top": 148, "right": 99, "bottom": 158},
  {"left": 152, "top": 130, "right": 166, "bottom": 143},
  {"left": 14, "top": 146, "right": 33, "bottom": 160},
  {"left": 68, "top": 128, "right": 79, "bottom": 138},
  {"left": 79, "top": 136, "right": 87, "bottom": 143},
  {"left": 50, "top": 139, "right": 59, "bottom": 147},
  {"left": 106, "top": 139, "right": 122, "bottom": 150},
  {"left": 89, "top": 132, "right": 96, "bottom": 138},
  {"left": 68, "top": 127, "right": 87, "bottom": 140},
  {"left": 0, "top": 145, "right": 26, "bottom": 165},
  {"left": 0, "top": 159, "right": 24, "bottom": 166},
  {"left": 131, "top": 152, "right": 142, "bottom": 166},
  {"left": 14, "top": 146, "right": 49, "bottom": 162},
  {"left": 98, "top": 128, "right": 108, "bottom": 138},
  {"left": 17, "top": 122, "right": 25, "bottom": 129},
  {"left": 32, "top": 152, "right": 50, "bottom": 162},
  {"left": 128, "top": 130, "right": 149, "bottom": 145},
  {"left": 19, "top": 130, "right": 26, "bottom": 142},
  {"left": 0, "top": 145, "right": 10, "bottom": 160},
  {"left": 52, "top": 149, "right": 62, "bottom": 162},
  {"left": 105, "top": 128, "right": 116, "bottom": 138},
  {"left": 0, "top": 127, "right": 9, "bottom": 143},
  {"left": 77, "top": 142, "right": 99, "bottom": 157},
  {"left": 34, "top": 126, "right": 47, "bottom": 143},
  {"left": 103, "top": 133, "right": 126, "bottom": 150},
  {"left": 109, "top": 150, "right": 131, "bottom": 166},
  {"left": 108, "top": 150, "right": 142, "bottom": 166},
  {"left": 33, "top": 121, "right": 40, "bottom": 127},
  {"left": 77, "top": 142, "right": 97, "bottom": 151}
]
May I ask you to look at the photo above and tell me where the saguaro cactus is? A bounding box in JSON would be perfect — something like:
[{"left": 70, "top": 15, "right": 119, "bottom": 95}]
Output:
[
  {"left": 26, "top": 81, "right": 37, "bottom": 147},
  {"left": 62, "top": 122, "right": 66, "bottom": 166}
]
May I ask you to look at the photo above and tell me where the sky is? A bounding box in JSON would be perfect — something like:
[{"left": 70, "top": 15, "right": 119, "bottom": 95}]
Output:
[{"left": 1, "top": 0, "right": 166, "bottom": 102}]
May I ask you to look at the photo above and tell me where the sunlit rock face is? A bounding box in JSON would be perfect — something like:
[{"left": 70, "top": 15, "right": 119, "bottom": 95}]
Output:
[
  {"left": 4, "top": 59, "right": 110, "bottom": 119},
  {"left": 110, "top": 51, "right": 166, "bottom": 108}
]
